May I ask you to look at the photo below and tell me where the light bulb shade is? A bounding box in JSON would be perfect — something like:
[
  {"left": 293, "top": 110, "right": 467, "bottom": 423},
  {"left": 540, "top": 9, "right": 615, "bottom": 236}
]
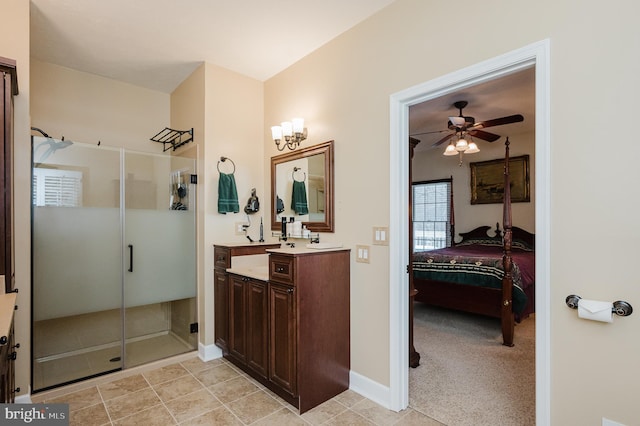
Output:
[
  {"left": 281, "top": 121, "right": 293, "bottom": 137},
  {"left": 455, "top": 138, "right": 469, "bottom": 152},
  {"left": 443, "top": 143, "right": 458, "bottom": 156},
  {"left": 465, "top": 142, "right": 480, "bottom": 154},
  {"left": 292, "top": 118, "right": 304, "bottom": 134},
  {"left": 271, "top": 125, "right": 282, "bottom": 141}
]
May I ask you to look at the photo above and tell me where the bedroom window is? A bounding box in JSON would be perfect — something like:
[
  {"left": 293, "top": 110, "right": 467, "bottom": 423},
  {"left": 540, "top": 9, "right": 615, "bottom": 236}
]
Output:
[
  {"left": 412, "top": 178, "right": 452, "bottom": 251},
  {"left": 32, "top": 168, "right": 83, "bottom": 207}
]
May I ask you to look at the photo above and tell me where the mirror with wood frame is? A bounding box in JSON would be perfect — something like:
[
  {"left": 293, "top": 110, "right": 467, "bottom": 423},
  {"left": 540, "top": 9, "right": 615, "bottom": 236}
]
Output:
[{"left": 271, "top": 140, "right": 334, "bottom": 233}]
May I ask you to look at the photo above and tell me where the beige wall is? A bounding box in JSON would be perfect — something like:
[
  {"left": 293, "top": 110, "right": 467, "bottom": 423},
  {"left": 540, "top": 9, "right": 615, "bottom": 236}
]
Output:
[
  {"left": 31, "top": 60, "right": 170, "bottom": 151},
  {"left": 1, "top": 0, "right": 30, "bottom": 399},
  {"left": 170, "top": 63, "right": 266, "bottom": 349},
  {"left": 265, "top": 0, "right": 640, "bottom": 424},
  {"left": 412, "top": 131, "right": 536, "bottom": 233},
  {"left": 5, "top": 0, "right": 640, "bottom": 423}
]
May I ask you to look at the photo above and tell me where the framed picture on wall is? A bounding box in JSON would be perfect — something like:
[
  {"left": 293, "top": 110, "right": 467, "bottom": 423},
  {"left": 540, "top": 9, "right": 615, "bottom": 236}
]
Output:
[{"left": 470, "top": 155, "right": 530, "bottom": 204}]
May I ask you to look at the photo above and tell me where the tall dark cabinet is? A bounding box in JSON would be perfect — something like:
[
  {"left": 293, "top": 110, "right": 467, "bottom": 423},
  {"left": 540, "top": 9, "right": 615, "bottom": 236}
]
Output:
[{"left": 0, "top": 57, "right": 17, "bottom": 293}]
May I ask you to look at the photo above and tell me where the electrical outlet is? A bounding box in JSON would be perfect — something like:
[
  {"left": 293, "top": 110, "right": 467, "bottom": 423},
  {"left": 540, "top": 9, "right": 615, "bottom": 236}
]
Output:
[
  {"left": 373, "top": 227, "right": 389, "bottom": 245},
  {"left": 356, "top": 245, "right": 370, "bottom": 263},
  {"left": 235, "top": 222, "right": 246, "bottom": 235}
]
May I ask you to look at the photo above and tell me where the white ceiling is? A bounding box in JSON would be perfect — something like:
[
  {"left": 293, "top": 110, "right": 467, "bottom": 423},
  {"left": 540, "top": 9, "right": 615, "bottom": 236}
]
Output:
[
  {"left": 30, "top": 0, "right": 397, "bottom": 93},
  {"left": 29, "top": 1, "right": 534, "bottom": 141}
]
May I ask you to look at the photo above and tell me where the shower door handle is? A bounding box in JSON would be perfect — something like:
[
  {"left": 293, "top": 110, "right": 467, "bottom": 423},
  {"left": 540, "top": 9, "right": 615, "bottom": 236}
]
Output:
[{"left": 128, "top": 244, "right": 133, "bottom": 272}]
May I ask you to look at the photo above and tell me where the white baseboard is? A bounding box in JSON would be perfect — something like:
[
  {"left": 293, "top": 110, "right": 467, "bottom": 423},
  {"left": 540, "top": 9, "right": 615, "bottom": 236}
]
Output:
[
  {"left": 349, "top": 370, "right": 392, "bottom": 410},
  {"left": 15, "top": 391, "right": 32, "bottom": 404},
  {"left": 198, "top": 342, "right": 222, "bottom": 362}
]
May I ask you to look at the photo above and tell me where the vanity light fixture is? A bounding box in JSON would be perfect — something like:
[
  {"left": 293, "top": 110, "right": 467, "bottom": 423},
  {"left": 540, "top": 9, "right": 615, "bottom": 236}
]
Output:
[
  {"left": 443, "top": 132, "right": 479, "bottom": 166},
  {"left": 271, "top": 118, "right": 307, "bottom": 151}
]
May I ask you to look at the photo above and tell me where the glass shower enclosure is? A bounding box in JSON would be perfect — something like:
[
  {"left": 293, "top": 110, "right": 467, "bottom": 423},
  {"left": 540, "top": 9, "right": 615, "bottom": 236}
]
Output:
[{"left": 31, "top": 136, "right": 197, "bottom": 392}]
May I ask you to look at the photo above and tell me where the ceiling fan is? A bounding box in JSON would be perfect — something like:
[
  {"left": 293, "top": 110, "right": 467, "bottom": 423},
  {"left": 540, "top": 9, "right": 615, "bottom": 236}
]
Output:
[{"left": 413, "top": 100, "right": 524, "bottom": 148}]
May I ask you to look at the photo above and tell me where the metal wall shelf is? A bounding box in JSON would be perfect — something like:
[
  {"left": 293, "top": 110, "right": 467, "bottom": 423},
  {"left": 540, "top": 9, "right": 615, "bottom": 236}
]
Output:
[{"left": 151, "top": 127, "right": 194, "bottom": 152}]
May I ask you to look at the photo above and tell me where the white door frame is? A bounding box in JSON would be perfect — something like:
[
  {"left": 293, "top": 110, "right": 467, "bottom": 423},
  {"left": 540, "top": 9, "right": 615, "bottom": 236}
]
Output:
[{"left": 388, "top": 39, "right": 551, "bottom": 425}]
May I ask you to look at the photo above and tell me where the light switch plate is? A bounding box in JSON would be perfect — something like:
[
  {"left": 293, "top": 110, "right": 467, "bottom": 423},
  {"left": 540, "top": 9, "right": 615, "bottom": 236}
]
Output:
[
  {"left": 356, "top": 245, "right": 370, "bottom": 263},
  {"left": 373, "top": 227, "right": 389, "bottom": 245}
]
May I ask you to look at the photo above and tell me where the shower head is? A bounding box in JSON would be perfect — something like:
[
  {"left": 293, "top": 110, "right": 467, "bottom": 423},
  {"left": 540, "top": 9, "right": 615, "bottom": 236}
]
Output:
[
  {"left": 34, "top": 136, "right": 74, "bottom": 164},
  {"left": 31, "top": 127, "right": 51, "bottom": 138}
]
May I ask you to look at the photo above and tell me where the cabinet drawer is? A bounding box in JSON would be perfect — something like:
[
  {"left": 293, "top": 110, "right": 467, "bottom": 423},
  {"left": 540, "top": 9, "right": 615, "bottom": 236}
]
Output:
[
  {"left": 269, "top": 255, "right": 294, "bottom": 285},
  {"left": 214, "top": 247, "right": 230, "bottom": 269}
]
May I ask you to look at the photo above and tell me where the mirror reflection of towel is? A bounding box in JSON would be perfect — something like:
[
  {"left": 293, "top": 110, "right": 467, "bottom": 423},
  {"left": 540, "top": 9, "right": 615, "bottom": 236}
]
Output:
[
  {"left": 291, "top": 181, "right": 309, "bottom": 215},
  {"left": 218, "top": 172, "right": 239, "bottom": 214}
]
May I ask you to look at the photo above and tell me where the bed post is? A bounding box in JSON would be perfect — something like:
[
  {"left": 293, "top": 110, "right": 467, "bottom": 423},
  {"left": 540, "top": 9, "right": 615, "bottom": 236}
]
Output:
[
  {"left": 449, "top": 175, "right": 455, "bottom": 246},
  {"left": 501, "top": 137, "right": 515, "bottom": 346}
]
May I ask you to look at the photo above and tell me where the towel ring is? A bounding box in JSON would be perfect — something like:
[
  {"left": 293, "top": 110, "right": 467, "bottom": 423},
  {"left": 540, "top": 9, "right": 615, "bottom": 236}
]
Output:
[
  {"left": 217, "top": 156, "right": 236, "bottom": 174},
  {"left": 292, "top": 166, "right": 306, "bottom": 182}
]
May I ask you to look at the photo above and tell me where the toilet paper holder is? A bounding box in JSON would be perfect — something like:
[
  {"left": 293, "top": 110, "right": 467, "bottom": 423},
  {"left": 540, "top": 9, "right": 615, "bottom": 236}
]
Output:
[{"left": 565, "top": 295, "right": 633, "bottom": 317}]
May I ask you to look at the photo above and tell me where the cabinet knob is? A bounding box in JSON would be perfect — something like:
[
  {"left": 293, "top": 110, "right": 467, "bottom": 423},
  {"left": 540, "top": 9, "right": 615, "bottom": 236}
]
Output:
[
  {"left": 276, "top": 267, "right": 284, "bottom": 273},
  {"left": 12, "top": 387, "right": 20, "bottom": 394},
  {"left": 287, "top": 288, "right": 294, "bottom": 294},
  {"left": 0, "top": 336, "right": 6, "bottom": 345},
  {"left": 12, "top": 343, "right": 20, "bottom": 349},
  {"left": 8, "top": 351, "right": 17, "bottom": 361}
]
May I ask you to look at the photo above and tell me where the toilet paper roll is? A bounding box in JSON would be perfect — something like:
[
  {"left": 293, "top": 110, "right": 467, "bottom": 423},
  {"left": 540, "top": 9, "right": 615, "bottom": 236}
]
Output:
[{"left": 577, "top": 299, "right": 613, "bottom": 323}]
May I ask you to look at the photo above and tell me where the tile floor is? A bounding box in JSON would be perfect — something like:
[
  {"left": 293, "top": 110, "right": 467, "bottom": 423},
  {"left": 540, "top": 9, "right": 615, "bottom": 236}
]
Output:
[{"left": 32, "top": 353, "right": 444, "bottom": 425}]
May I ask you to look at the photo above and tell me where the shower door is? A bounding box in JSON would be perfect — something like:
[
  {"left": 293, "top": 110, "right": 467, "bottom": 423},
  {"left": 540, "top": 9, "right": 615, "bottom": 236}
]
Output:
[
  {"left": 122, "top": 150, "right": 197, "bottom": 368},
  {"left": 32, "top": 138, "right": 197, "bottom": 392}
]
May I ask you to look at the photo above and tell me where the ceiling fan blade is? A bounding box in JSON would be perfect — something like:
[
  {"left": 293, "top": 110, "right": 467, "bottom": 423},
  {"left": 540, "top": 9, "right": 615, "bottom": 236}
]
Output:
[
  {"left": 431, "top": 133, "right": 454, "bottom": 147},
  {"left": 410, "top": 129, "right": 449, "bottom": 137},
  {"left": 468, "top": 129, "right": 501, "bottom": 142},
  {"left": 472, "top": 114, "right": 524, "bottom": 130}
]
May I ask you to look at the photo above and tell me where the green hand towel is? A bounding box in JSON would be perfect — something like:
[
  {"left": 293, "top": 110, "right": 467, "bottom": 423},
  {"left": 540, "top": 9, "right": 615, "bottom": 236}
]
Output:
[
  {"left": 218, "top": 172, "right": 239, "bottom": 214},
  {"left": 291, "top": 180, "right": 309, "bottom": 215}
]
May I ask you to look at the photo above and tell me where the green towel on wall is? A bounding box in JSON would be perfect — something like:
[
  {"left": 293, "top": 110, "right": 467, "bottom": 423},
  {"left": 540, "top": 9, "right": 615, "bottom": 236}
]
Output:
[
  {"left": 218, "top": 172, "right": 239, "bottom": 214},
  {"left": 291, "top": 180, "right": 309, "bottom": 215}
]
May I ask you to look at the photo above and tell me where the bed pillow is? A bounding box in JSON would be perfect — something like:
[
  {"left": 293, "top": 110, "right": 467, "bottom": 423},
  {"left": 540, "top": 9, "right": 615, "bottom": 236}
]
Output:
[
  {"left": 456, "top": 237, "right": 534, "bottom": 251},
  {"left": 456, "top": 238, "right": 502, "bottom": 247},
  {"left": 512, "top": 239, "right": 535, "bottom": 252}
]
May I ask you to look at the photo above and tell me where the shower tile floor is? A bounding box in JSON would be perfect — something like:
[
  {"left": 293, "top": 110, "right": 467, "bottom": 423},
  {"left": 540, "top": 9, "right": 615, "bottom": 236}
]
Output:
[
  {"left": 33, "top": 305, "right": 194, "bottom": 391},
  {"left": 33, "top": 353, "right": 443, "bottom": 425}
]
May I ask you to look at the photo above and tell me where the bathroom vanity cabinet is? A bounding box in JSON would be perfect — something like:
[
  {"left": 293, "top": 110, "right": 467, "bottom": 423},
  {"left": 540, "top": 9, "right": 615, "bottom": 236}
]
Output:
[
  {"left": 0, "top": 292, "right": 18, "bottom": 403},
  {"left": 213, "top": 243, "right": 350, "bottom": 414},
  {"left": 213, "top": 243, "right": 280, "bottom": 352},
  {"left": 0, "top": 58, "right": 17, "bottom": 293}
]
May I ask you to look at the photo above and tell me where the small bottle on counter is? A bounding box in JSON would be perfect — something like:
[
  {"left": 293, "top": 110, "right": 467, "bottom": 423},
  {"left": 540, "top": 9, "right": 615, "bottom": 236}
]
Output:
[{"left": 292, "top": 220, "right": 302, "bottom": 237}]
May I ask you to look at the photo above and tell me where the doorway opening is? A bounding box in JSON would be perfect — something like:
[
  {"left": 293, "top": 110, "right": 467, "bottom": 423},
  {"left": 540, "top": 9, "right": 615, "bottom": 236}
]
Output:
[{"left": 388, "top": 40, "right": 550, "bottom": 424}]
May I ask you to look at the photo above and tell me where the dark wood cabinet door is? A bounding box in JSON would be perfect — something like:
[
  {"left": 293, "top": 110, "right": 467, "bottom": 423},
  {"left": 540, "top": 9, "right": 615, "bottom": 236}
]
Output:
[
  {"left": 228, "top": 275, "right": 247, "bottom": 363},
  {"left": 269, "top": 282, "right": 296, "bottom": 396},
  {"left": 213, "top": 270, "right": 229, "bottom": 351},
  {"left": 246, "top": 279, "right": 268, "bottom": 379},
  {"left": 1, "top": 59, "right": 17, "bottom": 293}
]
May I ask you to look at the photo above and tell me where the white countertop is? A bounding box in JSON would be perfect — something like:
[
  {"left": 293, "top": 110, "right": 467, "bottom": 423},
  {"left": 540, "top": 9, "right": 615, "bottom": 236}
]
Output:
[
  {"left": 0, "top": 292, "right": 17, "bottom": 343},
  {"left": 226, "top": 265, "right": 270, "bottom": 281},
  {"left": 267, "top": 246, "right": 349, "bottom": 255}
]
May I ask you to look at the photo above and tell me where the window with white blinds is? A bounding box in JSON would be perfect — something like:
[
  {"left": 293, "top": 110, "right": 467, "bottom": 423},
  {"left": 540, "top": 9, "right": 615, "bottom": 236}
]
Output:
[
  {"left": 32, "top": 168, "right": 83, "bottom": 207},
  {"left": 412, "top": 178, "right": 452, "bottom": 251}
]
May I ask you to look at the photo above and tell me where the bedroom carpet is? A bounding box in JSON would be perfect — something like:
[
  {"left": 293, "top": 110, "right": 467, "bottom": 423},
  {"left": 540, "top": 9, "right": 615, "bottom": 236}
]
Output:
[{"left": 409, "top": 303, "right": 535, "bottom": 426}]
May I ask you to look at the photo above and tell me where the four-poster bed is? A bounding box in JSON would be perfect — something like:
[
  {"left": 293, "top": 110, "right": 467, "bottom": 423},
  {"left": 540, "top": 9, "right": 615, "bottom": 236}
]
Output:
[{"left": 411, "top": 138, "right": 535, "bottom": 348}]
